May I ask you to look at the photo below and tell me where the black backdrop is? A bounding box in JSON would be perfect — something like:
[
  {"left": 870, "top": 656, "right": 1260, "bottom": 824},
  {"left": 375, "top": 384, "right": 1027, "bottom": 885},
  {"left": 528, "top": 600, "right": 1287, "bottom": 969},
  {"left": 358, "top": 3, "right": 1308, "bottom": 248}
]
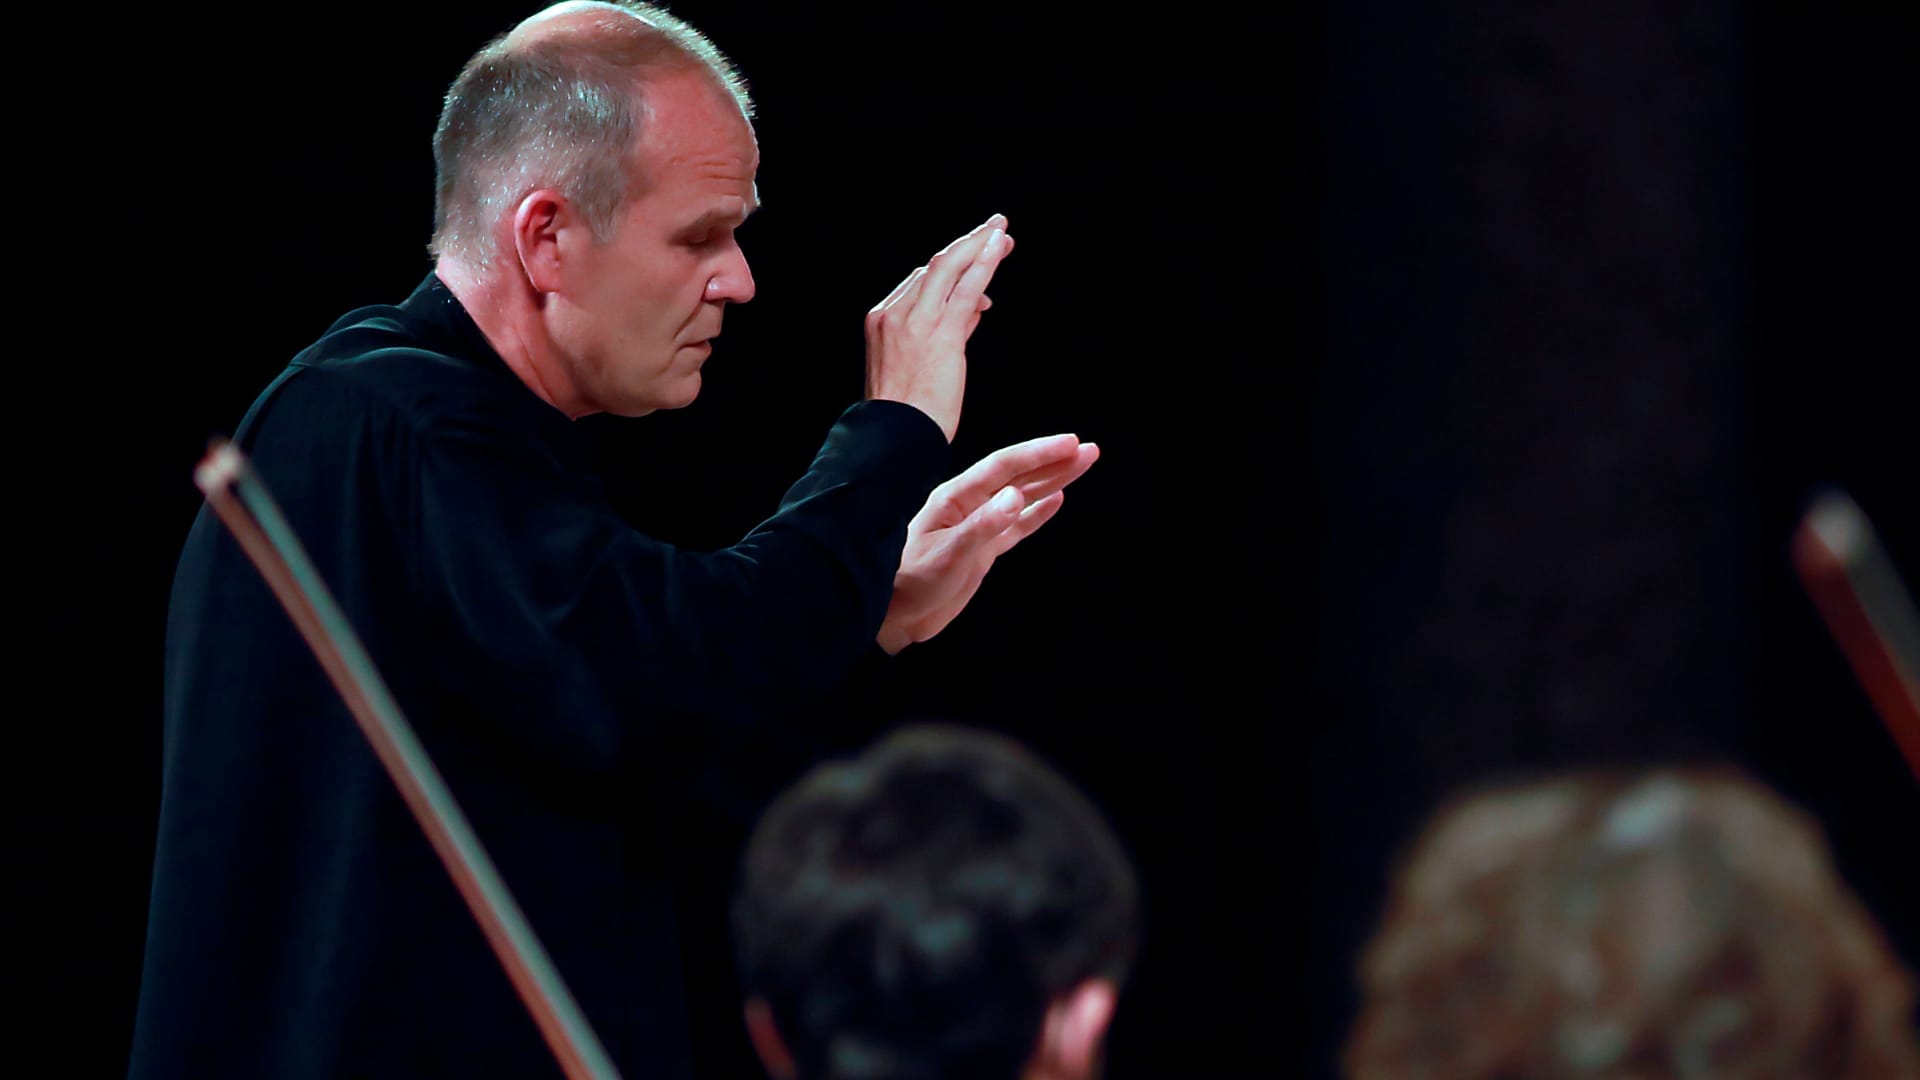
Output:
[{"left": 22, "top": 2, "right": 1914, "bottom": 1077}]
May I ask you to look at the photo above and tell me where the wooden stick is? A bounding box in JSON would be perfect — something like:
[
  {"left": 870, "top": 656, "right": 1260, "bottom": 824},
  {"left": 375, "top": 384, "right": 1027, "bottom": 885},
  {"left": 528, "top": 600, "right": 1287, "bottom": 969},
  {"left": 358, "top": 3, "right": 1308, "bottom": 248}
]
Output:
[
  {"left": 1792, "top": 490, "right": 1920, "bottom": 784},
  {"left": 195, "top": 439, "right": 623, "bottom": 1080}
]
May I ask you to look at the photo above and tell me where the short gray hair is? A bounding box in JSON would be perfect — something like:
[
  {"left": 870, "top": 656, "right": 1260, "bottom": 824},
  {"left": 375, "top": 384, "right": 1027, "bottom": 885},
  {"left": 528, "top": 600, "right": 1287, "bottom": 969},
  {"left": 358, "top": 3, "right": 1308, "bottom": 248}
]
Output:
[{"left": 429, "top": 2, "right": 753, "bottom": 264}]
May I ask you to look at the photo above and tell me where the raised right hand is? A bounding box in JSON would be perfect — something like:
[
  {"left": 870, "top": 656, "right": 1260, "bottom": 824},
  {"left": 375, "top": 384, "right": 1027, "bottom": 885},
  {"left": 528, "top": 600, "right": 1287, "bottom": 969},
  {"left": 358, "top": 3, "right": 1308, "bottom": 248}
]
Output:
[{"left": 864, "top": 213, "right": 1015, "bottom": 442}]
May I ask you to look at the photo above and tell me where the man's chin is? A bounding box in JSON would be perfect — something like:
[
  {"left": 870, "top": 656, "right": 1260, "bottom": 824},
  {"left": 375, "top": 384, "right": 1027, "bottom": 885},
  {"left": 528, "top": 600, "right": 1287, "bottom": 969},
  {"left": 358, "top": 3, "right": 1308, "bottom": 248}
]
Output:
[
  {"left": 650, "top": 373, "right": 703, "bottom": 414},
  {"left": 665, "top": 371, "right": 703, "bottom": 410}
]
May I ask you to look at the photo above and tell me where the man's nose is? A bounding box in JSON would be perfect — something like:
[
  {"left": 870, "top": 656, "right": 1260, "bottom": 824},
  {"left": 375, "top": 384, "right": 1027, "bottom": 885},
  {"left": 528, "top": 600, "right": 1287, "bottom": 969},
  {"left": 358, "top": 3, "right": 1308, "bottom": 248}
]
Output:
[{"left": 706, "top": 246, "right": 755, "bottom": 304}]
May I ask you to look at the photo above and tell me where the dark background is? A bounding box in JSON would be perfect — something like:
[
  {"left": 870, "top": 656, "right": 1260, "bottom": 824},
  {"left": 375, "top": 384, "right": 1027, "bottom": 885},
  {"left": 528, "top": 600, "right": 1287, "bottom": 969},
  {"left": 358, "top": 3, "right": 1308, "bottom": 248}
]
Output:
[{"left": 22, "top": 1, "right": 1913, "bottom": 1077}]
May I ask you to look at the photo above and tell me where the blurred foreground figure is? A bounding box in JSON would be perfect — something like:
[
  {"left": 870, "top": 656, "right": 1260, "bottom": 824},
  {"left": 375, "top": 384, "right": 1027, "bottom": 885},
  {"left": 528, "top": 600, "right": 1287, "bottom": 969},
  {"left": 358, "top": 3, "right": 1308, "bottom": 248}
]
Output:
[
  {"left": 733, "top": 725, "right": 1140, "bottom": 1080},
  {"left": 1346, "top": 769, "right": 1920, "bottom": 1080}
]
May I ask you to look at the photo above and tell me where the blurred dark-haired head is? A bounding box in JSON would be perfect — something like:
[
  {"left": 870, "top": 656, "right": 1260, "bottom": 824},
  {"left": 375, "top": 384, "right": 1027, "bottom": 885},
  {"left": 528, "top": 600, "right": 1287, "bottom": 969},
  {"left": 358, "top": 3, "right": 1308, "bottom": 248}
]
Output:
[
  {"left": 732, "top": 724, "right": 1140, "bottom": 1080},
  {"left": 1346, "top": 767, "right": 1920, "bottom": 1079}
]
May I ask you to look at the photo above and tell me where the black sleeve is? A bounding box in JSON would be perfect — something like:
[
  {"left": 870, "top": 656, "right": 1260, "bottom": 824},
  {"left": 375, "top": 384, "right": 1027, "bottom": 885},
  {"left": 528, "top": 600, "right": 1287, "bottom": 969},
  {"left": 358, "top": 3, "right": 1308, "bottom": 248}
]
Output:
[{"left": 407, "top": 396, "right": 949, "bottom": 769}]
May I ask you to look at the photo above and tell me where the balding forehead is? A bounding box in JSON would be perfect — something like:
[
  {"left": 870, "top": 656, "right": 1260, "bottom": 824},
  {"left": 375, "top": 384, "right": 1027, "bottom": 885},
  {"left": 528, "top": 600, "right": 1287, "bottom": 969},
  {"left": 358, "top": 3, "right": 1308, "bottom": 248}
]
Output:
[
  {"left": 504, "top": 1, "right": 653, "bottom": 48},
  {"left": 482, "top": 0, "right": 757, "bottom": 124}
]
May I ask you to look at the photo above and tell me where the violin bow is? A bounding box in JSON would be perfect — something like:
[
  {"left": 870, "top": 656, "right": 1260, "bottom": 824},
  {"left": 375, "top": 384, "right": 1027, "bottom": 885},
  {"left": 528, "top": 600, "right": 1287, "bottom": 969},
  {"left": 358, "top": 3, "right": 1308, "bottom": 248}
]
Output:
[
  {"left": 194, "top": 439, "right": 623, "bottom": 1080},
  {"left": 1792, "top": 489, "right": 1920, "bottom": 784}
]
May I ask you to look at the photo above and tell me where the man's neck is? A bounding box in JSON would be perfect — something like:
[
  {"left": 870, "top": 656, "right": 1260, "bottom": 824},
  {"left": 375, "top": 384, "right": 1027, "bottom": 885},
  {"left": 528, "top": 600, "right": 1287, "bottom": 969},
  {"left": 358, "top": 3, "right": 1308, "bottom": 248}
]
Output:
[{"left": 436, "top": 255, "right": 581, "bottom": 418}]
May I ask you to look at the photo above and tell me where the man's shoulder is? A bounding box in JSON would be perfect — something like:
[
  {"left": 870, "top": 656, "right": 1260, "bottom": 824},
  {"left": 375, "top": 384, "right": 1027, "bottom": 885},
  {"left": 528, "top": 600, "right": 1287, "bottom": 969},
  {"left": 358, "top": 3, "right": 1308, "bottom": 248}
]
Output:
[
  {"left": 297, "top": 305, "right": 482, "bottom": 390},
  {"left": 272, "top": 302, "right": 527, "bottom": 431}
]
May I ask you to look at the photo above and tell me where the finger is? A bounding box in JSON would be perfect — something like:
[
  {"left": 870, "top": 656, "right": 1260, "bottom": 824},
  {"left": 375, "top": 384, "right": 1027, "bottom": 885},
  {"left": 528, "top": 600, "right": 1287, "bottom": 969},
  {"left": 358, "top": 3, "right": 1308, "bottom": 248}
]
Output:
[
  {"left": 912, "top": 215, "right": 1007, "bottom": 321},
  {"left": 937, "top": 230, "right": 1011, "bottom": 327},
  {"left": 871, "top": 265, "right": 927, "bottom": 316},
  {"left": 1009, "top": 442, "right": 1098, "bottom": 504},
  {"left": 990, "top": 491, "right": 1066, "bottom": 557},
  {"left": 932, "top": 433, "right": 1081, "bottom": 514},
  {"left": 934, "top": 212, "right": 1006, "bottom": 259},
  {"left": 962, "top": 294, "right": 993, "bottom": 340},
  {"left": 867, "top": 267, "right": 930, "bottom": 354},
  {"left": 923, "top": 215, "right": 1004, "bottom": 277},
  {"left": 947, "top": 483, "right": 1028, "bottom": 554},
  {"left": 882, "top": 215, "right": 1002, "bottom": 315}
]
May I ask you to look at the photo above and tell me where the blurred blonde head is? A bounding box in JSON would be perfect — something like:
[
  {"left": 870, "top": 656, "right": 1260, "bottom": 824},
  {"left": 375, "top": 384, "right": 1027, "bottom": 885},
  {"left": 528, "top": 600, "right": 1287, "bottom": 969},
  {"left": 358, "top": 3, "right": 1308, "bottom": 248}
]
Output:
[{"left": 1346, "top": 768, "right": 1919, "bottom": 1079}]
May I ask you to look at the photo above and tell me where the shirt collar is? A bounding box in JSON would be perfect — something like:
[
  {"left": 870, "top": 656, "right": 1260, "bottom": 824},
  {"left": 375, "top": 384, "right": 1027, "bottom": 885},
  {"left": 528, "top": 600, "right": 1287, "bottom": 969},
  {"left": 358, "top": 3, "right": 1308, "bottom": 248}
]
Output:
[{"left": 397, "top": 272, "right": 508, "bottom": 378}]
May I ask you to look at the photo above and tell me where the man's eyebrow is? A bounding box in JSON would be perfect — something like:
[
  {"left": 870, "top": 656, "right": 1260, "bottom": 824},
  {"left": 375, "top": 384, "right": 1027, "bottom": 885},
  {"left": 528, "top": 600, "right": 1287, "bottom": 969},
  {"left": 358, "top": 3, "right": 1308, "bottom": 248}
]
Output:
[{"left": 685, "top": 199, "right": 759, "bottom": 233}]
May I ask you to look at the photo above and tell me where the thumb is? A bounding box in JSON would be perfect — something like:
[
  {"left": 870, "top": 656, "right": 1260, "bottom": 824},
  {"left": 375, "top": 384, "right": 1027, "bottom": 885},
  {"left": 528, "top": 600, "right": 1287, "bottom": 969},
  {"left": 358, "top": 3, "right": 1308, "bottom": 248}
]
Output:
[
  {"left": 989, "top": 484, "right": 1025, "bottom": 518},
  {"left": 960, "top": 485, "right": 1025, "bottom": 545}
]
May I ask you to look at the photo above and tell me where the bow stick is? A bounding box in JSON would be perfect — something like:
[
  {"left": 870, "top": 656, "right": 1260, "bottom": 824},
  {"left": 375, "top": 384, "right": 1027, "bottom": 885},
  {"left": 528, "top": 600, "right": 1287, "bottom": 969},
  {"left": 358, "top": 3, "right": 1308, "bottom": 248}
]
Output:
[
  {"left": 194, "top": 438, "right": 623, "bottom": 1080},
  {"left": 1792, "top": 489, "right": 1920, "bottom": 784}
]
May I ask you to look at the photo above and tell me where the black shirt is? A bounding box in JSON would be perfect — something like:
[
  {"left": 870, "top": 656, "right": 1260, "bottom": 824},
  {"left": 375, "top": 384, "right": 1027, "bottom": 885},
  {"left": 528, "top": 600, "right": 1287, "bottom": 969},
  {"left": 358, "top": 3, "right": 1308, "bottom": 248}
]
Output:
[{"left": 130, "top": 274, "right": 949, "bottom": 1078}]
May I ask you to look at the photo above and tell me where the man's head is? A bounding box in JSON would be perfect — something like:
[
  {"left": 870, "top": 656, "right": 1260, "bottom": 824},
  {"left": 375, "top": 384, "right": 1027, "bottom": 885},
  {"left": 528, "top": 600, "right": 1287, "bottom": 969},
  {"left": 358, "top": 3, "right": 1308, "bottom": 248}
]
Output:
[
  {"left": 733, "top": 725, "right": 1141, "bottom": 1080},
  {"left": 432, "top": 2, "right": 758, "bottom": 418},
  {"left": 1345, "top": 768, "right": 1920, "bottom": 1079}
]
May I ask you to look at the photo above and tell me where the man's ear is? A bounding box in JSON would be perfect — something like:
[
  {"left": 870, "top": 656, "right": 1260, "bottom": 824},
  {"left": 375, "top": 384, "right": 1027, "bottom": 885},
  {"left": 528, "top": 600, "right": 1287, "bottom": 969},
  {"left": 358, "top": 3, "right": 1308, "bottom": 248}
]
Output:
[
  {"left": 1035, "top": 978, "right": 1118, "bottom": 1079},
  {"left": 511, "top": 188, "right": 573, "bottom": 295},
  {"left": 744, "top": 997, "right": 797, "bottom": 1080}
]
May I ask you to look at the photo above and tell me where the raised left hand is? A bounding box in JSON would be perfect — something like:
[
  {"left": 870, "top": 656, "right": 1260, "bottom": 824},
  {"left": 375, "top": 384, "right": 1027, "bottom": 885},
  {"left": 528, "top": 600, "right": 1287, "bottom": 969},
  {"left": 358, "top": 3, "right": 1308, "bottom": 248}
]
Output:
[{"left": 877, "top": 433, "right": 1100, "bottom": 654}]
